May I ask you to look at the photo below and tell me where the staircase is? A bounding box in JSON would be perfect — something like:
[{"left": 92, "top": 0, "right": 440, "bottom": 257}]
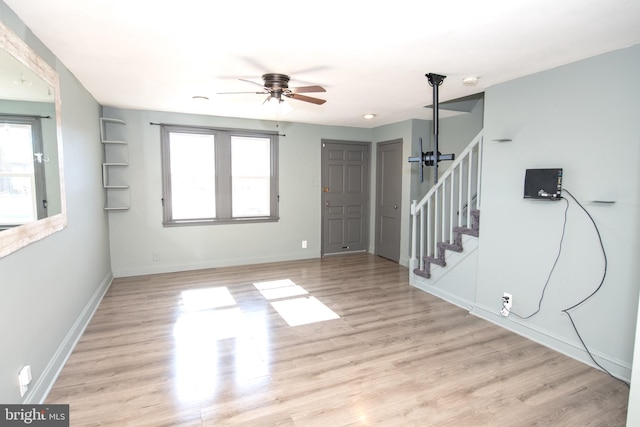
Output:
[{"left": 410, "top": 130, "right": 483, "bottom": 279}]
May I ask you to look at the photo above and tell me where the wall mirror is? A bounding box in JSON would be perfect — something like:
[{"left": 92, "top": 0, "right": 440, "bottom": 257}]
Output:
[{"left": 0, "top": 21, "right": 66, "bottom": 258}]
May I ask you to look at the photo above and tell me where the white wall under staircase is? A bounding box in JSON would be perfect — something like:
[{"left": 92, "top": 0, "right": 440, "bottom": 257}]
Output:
[{"left": 411, "top": 234, "right": 479, "bottom": 310}]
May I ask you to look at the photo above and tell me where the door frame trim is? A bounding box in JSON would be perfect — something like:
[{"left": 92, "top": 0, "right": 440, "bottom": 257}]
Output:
[
  {"left": 374, "top": 138, "right": 403, "bottom": 262},
  {"left": 320, "top": 139, "right": 372, "bottom": 257}
]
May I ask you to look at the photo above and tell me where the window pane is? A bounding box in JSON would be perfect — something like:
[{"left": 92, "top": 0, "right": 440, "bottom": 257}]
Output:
[
  {"left": 0, "top": 123, "right": 37, "bottom": 225},
  {"left": 169, "top": 132, "right": 215, "bottom": 220},
  {"left": 161, "top": 126, "right": 277, "bottom": 226},
  {"left": 231, "top": 136, "right": 270, "bottom": 217}
]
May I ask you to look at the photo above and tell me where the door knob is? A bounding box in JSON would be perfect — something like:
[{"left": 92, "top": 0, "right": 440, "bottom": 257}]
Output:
[{"left": 394, "top": 204, "right": 398, "bottom": 209}]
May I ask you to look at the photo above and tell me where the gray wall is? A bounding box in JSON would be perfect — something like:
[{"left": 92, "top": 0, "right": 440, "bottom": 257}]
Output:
[
  {"left": 407, "top": 101, "right": 484, "bottom": 201},
  {"left": 0, "top": 3, "right": 111, "bottom": 403},
  {"left": 473, "top": 45, "right": 640, "bottom": 380},
  {"left": 102, "top": 106, "right": 373, "bottom": 276},
  {"left": 439, "top": 99, "right": 484, "bottom": 170},
  {"left": 102, "top": 111, "right": 478, "bottom": 277},
  {"left": 102, "top": 109, "right": 439, "bottom": 275}
]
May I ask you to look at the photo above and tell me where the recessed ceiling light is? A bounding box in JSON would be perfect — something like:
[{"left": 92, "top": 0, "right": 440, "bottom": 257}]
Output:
[
  {"left": 192, "top": 95, "right": 209, "bottom": 100},
  {"left": 462, "top": 76, "right": 480, "bottom": 87},
  {"left": 363, "top": 113, "right": 376, "bottom": 119}
]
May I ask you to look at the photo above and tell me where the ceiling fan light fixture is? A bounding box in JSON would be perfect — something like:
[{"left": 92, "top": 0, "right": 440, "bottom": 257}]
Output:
[
  {"left": 264, "top": 94, "right": 292, "bottom": 115},
  {"left": 279, "top": 100, "right": 292, "bottom": 114},
  {"left": 267, "top": 96, "right": 280, "bottom": 105}
]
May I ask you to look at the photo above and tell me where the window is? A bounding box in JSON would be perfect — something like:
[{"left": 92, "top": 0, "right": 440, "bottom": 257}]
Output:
[
  {"left": 0, "top": 116, "right": 46, "bottom": 228},
  {"left": 161, "top": 125, "right": 278, "bottom": 225}
]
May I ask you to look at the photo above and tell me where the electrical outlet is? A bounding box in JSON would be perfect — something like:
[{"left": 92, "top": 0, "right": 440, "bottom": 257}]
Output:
[
  {"left": 18, "top": 365, "right": 31, "bottom": 397},
  {"left": 153, "top": 252, "right": 159, "bottom": 261},
  {"left": 301, "top": 240, "right": 307, "bottom": 249},
  {"left": 500, "top": 292, "right": 512, "bottom": 317}
]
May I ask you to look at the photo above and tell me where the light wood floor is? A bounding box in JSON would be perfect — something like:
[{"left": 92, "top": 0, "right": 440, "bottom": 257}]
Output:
[{"left": 47, "top": 254, "right": 629, "bottom": 426}]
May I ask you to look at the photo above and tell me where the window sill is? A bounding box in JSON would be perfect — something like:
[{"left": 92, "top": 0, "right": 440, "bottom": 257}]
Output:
[{"left": 163, "top": 216, "right": 279, "bottom": 227}]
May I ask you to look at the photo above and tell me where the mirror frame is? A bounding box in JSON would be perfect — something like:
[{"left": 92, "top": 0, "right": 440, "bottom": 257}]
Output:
[{"left": 0, "top": 21, "right": 66, "bottom": 258}]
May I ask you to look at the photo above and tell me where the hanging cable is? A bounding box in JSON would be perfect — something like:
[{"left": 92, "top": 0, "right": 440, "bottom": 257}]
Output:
[
  {"left": 511, "top": 197, "right": 569, "bottom": 319},
  {"left": 561, "top": 189, "right": 628, "bottom": 387},
  {"left": 561, "top": 189, "right": 607, "bottom": 311}
]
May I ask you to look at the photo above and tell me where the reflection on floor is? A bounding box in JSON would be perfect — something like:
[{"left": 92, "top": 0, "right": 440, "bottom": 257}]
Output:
[
  {"left": 46, "top": 254, "right": 630, "bottom": 426},
  {"left": 180, "top": 287, "right": 237, "bottom": 311},
  {"left": 172, "top": 279, "right": 339, "bottom": 402}
]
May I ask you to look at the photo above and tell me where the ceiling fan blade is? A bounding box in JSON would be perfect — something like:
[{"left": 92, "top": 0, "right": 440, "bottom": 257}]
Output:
[
  {"left": 216, "top": 91, "right": 265, "bottom": 95},
  {"left": 239, "top": 78, "right": 267, "bottom": 88},
  {"left": 290, "top": 85, "right": 326, "bottom": 94},
  {"left": 286, "top": 93, "right": 326, "bottom": 105}
]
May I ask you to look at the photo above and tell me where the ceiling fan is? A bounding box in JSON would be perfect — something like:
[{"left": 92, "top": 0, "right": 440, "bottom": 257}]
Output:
[{"left": 218, "top": 73, "right": 326, "bottom": 105}]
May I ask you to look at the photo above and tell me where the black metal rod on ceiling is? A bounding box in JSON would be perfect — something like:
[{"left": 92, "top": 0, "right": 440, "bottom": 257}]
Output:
[{"left": 426, "top": 73, "right": 446, "bottom": 185}]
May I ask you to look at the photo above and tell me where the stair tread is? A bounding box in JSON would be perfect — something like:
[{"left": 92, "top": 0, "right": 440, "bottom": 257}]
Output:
[
  {"left": 439, "top": 242, "right": 463, "bottom": 252},
  {"left": 416, "top": 210, "right": 481, "bottom": 280},
  {"left": 425, "top": 256, "right": 446, "bottom": 267}
]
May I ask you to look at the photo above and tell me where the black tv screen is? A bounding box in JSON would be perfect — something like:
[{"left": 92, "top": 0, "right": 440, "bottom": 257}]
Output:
[{"left": 524, "top": 168, "right": 563, "bottom": 200}]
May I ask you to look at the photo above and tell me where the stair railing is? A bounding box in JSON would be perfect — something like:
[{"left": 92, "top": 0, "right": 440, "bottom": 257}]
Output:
[{"left": 411, "top": 130, "right": 483, "bottom": 272}]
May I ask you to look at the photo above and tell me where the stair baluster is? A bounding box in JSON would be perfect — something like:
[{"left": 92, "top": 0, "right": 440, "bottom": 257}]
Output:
[{"left": 410, "top": 130, "right": 483, "bottom": 279}]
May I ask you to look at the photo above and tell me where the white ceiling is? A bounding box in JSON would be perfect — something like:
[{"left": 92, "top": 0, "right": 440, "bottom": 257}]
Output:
[{"left": 4, "top": 0, "right": 640, "bottom": 128}]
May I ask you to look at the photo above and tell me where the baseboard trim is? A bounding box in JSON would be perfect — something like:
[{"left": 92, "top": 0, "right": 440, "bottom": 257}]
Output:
[
  {"left": 471, "top": 303, "right": 632, "bottom": 382},
  {"left": 410, "top": 279, "right": 474, "bottom": 312},
  {"left": 410, "top": 268, "right": 631, "bottom": 382},
  {"left": 112, "top": 253, "right": 320, "bottom": 278},
  {"left": 24, "top": 271, "right": 113, "bottom": 404}
]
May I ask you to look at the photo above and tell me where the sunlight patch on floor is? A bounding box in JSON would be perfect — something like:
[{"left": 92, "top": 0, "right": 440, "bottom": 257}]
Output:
[
  {"left": 254, "top": 279, "right": 340, "bottom": 326},
  {"left": 270, "top": 296, "right": 340, "bottom": 326},
  {"left": 253, "top": 278, "right": 308, "bottom": 300}
]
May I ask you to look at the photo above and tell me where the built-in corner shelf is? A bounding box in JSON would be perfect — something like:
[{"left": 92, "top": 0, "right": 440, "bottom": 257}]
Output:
[{"left": 100, "top": 118, "right": 129, "bottom": 211}]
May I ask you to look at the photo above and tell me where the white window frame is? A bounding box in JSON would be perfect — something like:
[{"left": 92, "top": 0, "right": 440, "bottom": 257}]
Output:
[
  {"left": 161, "top": 125, "right": 279, "bottom": 226},
  {"left": 0, "top": 115, "right": 47, "bottom": 228}
]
